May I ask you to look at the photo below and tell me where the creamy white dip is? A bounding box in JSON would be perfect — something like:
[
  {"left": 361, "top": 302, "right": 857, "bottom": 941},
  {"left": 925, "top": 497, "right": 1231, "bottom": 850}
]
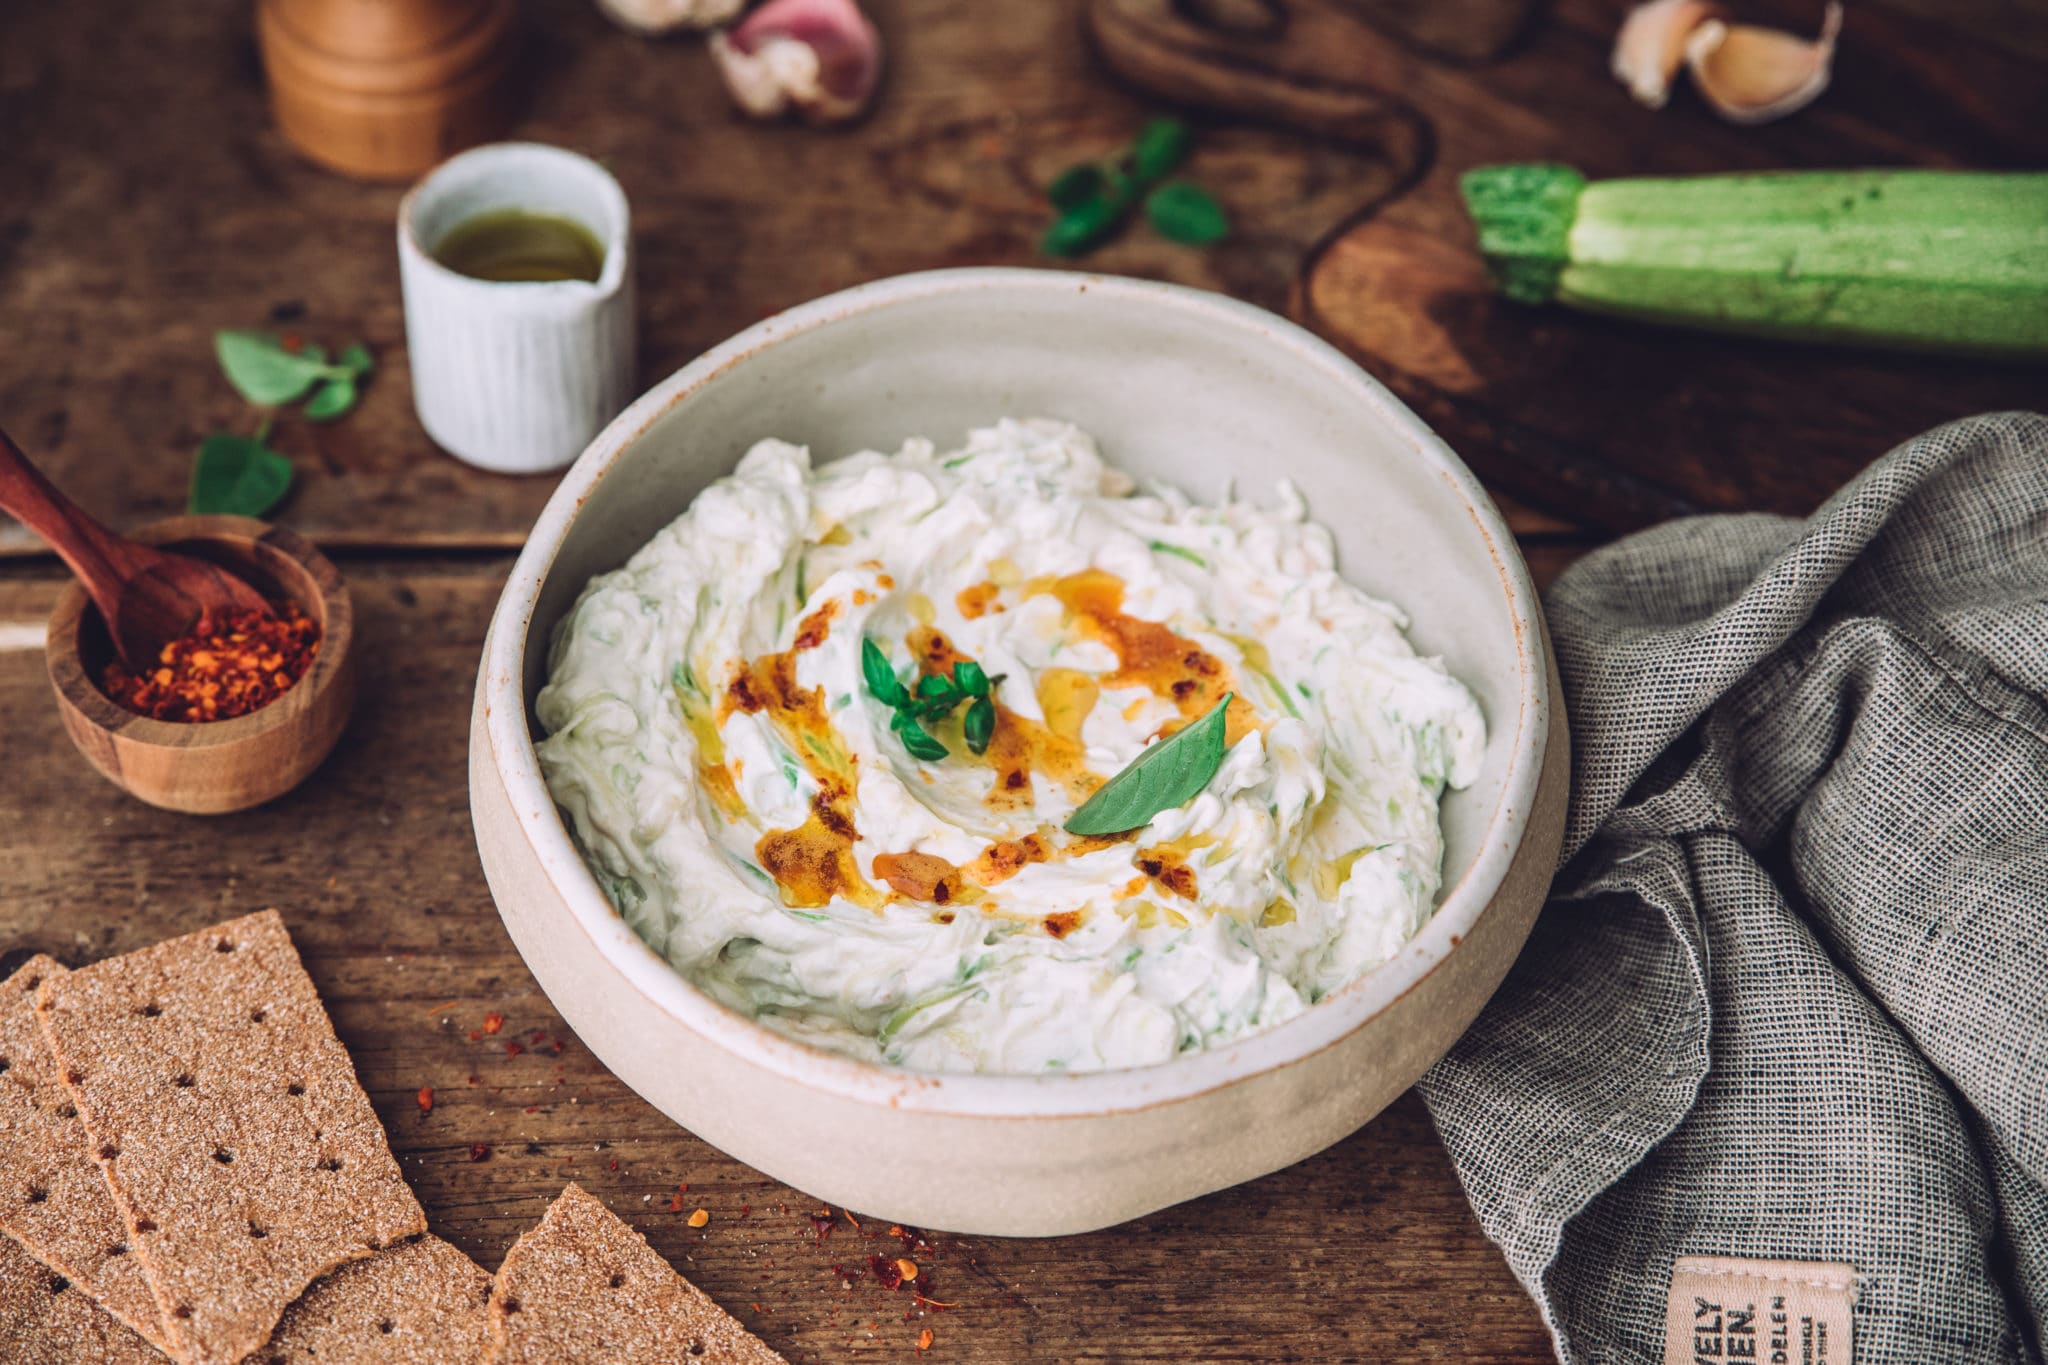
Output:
[{"left": 535, "top": 420, "right": 1484, "bottom": 1073}]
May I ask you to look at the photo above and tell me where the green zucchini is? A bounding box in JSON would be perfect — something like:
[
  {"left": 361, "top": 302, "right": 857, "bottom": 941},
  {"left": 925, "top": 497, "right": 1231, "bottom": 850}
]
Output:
[{"left": 1460, "top": 164, "right": 2048, "bottom": 360}]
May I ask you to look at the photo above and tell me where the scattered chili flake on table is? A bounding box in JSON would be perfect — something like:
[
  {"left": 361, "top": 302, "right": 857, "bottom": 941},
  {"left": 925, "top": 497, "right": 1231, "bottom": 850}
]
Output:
[
  {"left": 919, "top": 1328, "right": 935, "bottom": 1353},
  {"left": 99, "top": 601, "right": 320, "bottom": 723},
  {"left": 506, "top": 1041, "right": 524, "bottom": 1057},
  {"left": 468, "top": 1143, "right": 491, "bottom": 1162},
  {"left": 416, "top": 1086, "right": 433, "bottom": 1115},
  {"left": 483, "top": 1012, "right": 505, "bottom": 1034}
]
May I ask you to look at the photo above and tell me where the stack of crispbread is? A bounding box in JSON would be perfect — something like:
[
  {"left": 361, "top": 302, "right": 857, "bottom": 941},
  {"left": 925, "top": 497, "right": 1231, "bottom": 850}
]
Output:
[{"left": 0, "top": 910, "right": 787, "bottom": 1364}]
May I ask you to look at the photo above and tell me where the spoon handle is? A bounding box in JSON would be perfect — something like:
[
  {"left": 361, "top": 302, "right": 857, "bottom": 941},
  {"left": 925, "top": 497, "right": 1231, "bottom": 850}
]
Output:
[{"left": 0, "top": 427, "right": 153, "bottom": 632}]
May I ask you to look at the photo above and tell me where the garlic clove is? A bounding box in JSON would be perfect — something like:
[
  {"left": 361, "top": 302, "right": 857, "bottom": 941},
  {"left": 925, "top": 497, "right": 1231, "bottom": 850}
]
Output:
[
  {"left": 1612, "top": 0, "right": 1725, "bottom": 108},
  {"left": 709, "top": 0, "right": 883, "bottom": 126},
  {"left": 1684, "top": 2, "right": 1843, "bottom": 125},
  {"left": 596, "top": 0, "right": 744, "bottom": 36}
]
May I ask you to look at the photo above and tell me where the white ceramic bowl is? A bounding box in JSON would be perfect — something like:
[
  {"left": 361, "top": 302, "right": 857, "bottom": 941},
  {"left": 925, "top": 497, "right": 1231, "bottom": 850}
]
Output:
[{"left": 471, "top": 268, "right": 1568, "bottom": 1236}]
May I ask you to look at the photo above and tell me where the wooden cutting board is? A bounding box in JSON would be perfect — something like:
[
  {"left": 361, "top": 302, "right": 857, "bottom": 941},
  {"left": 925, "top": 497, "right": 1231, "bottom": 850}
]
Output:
[{"left": 1088, "top": 0, "right": 2048, "bottom": 533}]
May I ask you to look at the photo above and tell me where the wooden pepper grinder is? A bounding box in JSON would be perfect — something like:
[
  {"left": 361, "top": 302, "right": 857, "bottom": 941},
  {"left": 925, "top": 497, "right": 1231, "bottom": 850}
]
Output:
[{"left": 257, "top": 0, "right": 520, "bottom": 181}]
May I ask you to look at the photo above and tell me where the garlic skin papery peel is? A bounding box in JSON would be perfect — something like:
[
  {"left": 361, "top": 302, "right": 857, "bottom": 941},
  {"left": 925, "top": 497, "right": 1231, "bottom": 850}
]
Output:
[
  {"left": 1612, "top": 0, "right": 1843, "bottom": 125},
  {"left": 595, "top": 0, "right": 743, "bottom": 35},
  {"left": 709, "top": 0, "right": 883, "bottom": 125},
  {"left": 1686, "top": 3, "right": 1843, "bottom": 125},
  {"left": 1611, "top": 0, "right": 1724, "bottom": 108}
]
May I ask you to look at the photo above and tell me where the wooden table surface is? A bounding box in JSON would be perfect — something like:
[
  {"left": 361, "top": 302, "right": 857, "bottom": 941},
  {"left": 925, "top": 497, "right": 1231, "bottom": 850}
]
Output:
[{"left": 1, "top": 0, "right": 2031, "bottom": 1359}]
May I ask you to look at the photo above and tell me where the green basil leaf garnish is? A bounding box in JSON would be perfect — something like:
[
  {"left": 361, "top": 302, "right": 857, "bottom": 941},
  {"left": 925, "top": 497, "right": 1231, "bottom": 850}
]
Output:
[
  {"left": 954, "top": 659, "right": 988, "bottom": 697},
  {"left": 1065, "top": 693, "right": 1234, "bottom": 836},
  {"left": 862, "top": 638, "right": 910, "bottom": 707},
  {"left": 891, "top": 709, "right": 949, "bottom": 762},
  {"left": 964, "top": 695, "right": 995, "bottom": 755}
]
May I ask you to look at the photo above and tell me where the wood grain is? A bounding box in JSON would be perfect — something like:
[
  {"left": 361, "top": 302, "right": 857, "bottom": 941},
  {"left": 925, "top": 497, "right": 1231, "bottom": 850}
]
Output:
[
  {"left": 1088, "top": 0, "right": 2048, "bottom": 533},
  {"left": 42, "top": 518, "right": 359, "bottom": 815},
  {"left": 0, "top": 570, "right": 1561, "bottom": 1361},
  {"left": 0, "top": 0, "right": 1397, "bottom": 557}
]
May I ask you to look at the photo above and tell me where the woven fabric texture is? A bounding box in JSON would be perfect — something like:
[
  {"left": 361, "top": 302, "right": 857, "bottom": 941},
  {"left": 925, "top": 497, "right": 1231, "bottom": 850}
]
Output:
[{"left": 1421, "top": 412, "right": 2048, "bottom": 1364}]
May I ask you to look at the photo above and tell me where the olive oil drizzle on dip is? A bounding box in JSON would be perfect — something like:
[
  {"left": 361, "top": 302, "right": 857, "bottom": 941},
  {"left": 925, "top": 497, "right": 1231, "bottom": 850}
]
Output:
[{"left": 535, "top": 419, "right": 1486, "bottom": 1073}]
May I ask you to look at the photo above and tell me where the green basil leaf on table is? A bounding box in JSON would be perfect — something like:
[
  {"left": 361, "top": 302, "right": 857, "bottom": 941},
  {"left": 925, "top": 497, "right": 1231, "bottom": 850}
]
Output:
[
  {"left": 1065, "top": 692, "right": 1234, "bottom": 836},
  {"left": 964, "top": 695, "right": 996, "bottom": 756},
  {"left": 1047, "top": 163, "right": 1107, "bottom": 212},
  {"left": 1042, "top": 194, "right": 1128, "bottom": 258},
  {"left": 861, "top": 638, "right": 910, "bottom": 708},
  {"left": 302, "top": 377, "right": 358, "bottom": 421},
  {"left": 1146, "top": 182, "right": 1230, "bottom": 246},
  {"left": 213, "top": 330, "right": 328, "bottom": 406},
  {"left": 1131, "top": 116, "right": 1193, "bottom": 182},
  {"left": 189, "top": 430, "right": 294, "bottom": 518},
  {"left": 338, "top": 342, "right": 374, "bottom": 377}
]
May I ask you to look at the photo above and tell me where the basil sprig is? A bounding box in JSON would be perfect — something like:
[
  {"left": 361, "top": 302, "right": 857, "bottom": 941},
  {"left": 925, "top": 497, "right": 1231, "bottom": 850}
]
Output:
[
  {"left": 1041, "top": 116, "right": 1231, "bottom": 258},
  {"left": 1064, "top": 693, "right": 1234, "bottom": 836},
  {"left": 189, "top": 421, "right": 293, "bottom": 518},
  {"left": 215, "top": 330, "right": 373, "bottom": 421},
  {"left": 862, "top": 638, "right": 1001, "bottom": 761}
]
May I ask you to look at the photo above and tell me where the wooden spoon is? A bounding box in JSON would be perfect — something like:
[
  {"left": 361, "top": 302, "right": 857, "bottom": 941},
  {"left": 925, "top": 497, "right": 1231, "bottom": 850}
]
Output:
[{"left": 0, "top": 427, "right": 272, "bottom": 670}]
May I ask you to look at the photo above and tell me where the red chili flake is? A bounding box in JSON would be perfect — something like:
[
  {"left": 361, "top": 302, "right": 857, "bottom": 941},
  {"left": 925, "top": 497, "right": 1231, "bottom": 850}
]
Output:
[
  {"left": 738, "top": 1204, "right": 752, "bottom": 1217},
  {"left": 280, "top": 333, "right": 305, "bottom": 353},
  {"left": 415, "top": 1087, "right": 433, "bottom": 1115},
  {"left": 810, "top": 1213, "right": 835, "bottom": 1240},
  {"left": 530, "top": 1030, "right": 548, "bottom": 1046},
  {"left": 99, "top": 601, "right": 321, "bottom": 724},
  {"left": 468, "top": 1143, "right": 491, "bottom": 1163},
  {"left": 868, "top": 1254, "right": 904, "bottom": 1291},
  {"left": 506, "top": 1042, "right": 524, "bottom": 1057},
  {"left": 467, "top": 1030, "right": 482, "bottom": 1042},
  {"left": 483, "top": 1013, "right": 504, "bottom": 1034},
  {"left": 918, "top": 1327, "right": 934, "bottom": 1353},
  {"left": 609, "top": 1159, "right": 620, "bottom": 1171},
  {"left": 466, "top": 1075, "right": 479, "bottom": 1085},
  {"left": 523, "top": 1105, "right": 539, "bottom": 1114},
  {"left": 551, "top": 1036, "right": 565, "bottom": 1053},
  {"left": 668, "top": 1192, "right": 686, "bottom": 1213}
]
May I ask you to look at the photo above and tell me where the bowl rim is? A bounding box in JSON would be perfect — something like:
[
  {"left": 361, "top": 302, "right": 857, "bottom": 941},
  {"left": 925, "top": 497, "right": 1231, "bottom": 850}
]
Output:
[{"left": 477, "top": 267, "right": 1549, "bottom": 1119}]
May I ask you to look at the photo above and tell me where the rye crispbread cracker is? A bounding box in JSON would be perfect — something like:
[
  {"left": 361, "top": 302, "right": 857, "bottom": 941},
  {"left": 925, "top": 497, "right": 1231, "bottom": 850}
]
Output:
[
  {"left": 33, "top": 910, "right": 425, "bottom": 1365},
  {"left": 486, "top": 1184, "right": 787, "bottom": 1364},
  {"left": 0, "top": 957, "right": 169, "bottom": 1350},
  {"left": 263, "top": 1234, "right": 492, "bottom": 1364},
  {"left": 0, "top": 1232, "right": 163, "bottom": 1364}
]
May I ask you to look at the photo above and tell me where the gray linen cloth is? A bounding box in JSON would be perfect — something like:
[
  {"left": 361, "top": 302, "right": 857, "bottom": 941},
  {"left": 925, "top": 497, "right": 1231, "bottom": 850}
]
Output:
[{"left": 1420, "top": 412, "right": 2048, "bottom": 1363}]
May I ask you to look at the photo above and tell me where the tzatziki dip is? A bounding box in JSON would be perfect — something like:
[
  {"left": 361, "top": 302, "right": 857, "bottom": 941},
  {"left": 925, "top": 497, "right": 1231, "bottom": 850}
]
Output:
[{"left": 535, "top": 419, "right": 1484, "bottom": 1074}]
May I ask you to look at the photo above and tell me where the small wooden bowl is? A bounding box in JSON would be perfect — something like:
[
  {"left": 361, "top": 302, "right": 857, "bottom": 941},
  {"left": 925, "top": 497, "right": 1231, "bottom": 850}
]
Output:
[{"left": 44, "top": 516, "right": 357, "bottom": 815}]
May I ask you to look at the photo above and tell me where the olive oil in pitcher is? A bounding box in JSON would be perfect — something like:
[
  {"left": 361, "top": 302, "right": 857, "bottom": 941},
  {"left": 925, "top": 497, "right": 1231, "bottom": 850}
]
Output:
[{"left": 433, "top": 209, "right": 606, "bottom": 283}]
